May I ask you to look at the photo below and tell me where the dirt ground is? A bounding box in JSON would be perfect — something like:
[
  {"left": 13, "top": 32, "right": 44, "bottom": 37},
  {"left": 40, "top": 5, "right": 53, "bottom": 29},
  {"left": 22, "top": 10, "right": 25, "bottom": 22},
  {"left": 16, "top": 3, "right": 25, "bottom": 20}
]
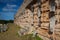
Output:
[{"left": 0, "top": 23, "right": 42, "bottom": 40}]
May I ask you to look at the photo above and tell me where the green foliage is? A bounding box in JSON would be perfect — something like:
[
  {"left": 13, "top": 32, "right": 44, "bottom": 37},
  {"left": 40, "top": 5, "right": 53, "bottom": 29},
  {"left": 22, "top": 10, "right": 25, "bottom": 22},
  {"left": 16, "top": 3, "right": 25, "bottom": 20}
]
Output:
[
  {"left": 0, "top": 20, "right": 14, "bottom": 24},
  {"left": 16, "top": 32, "right": 20, "bottom": 37},
  {"left": 35, "top": 35, "right": 43, "bottom": 40},
  {"left": 18, "top": 34, "right": 42, "bottom": 40}
]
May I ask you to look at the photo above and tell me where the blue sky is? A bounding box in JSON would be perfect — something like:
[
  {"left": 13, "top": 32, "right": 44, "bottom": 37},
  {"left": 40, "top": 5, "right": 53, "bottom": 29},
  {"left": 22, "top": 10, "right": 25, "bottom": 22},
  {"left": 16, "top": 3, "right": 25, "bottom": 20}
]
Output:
[{"left": 0, "top": 0, "right": 23, "bottom": 20}]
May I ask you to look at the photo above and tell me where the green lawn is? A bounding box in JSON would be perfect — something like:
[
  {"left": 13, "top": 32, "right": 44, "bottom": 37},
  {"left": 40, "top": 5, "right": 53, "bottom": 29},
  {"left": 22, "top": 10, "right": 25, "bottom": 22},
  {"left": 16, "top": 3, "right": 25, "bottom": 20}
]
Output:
[{"left": 0, "top": 23, "right": 42, "bottom": 40}]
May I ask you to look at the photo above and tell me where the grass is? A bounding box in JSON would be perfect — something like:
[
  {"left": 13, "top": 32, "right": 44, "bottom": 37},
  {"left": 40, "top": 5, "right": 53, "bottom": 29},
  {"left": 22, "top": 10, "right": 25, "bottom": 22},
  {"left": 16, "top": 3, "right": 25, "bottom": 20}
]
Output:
[
  {"left": 0, "top": 23, "right": 42, "bottom": 40},
  {"left": 19, "top": 34, "right": 43, "bottom": 40}
]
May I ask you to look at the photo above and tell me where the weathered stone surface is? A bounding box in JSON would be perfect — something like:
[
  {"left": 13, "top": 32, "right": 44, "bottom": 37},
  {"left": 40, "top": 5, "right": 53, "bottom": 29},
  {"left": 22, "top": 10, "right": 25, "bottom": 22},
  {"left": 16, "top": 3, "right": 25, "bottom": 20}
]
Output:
[{"left": 14, "top": 0, "right": 60, "bottom": 40}]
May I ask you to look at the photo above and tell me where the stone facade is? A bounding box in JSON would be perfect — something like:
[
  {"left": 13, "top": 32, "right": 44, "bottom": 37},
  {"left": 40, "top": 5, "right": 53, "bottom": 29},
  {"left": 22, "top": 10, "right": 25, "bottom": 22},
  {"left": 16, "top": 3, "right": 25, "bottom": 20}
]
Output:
[{"left": 14, "top": 0, "right": 60, "bottom": 40}]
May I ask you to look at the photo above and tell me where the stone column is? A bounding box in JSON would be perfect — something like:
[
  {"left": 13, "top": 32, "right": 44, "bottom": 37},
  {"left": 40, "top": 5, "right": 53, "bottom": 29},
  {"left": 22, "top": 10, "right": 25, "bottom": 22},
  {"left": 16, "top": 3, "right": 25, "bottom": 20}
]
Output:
[
  {"left": 41, "top": 0, "right": 50, "bottom": 30},
  {"left": 54, "top": 0, "right": 60, "bottom": 40},
  {"left": 49, "top": 0, "right": 55, "bottom": 40},
  {"left": 36, "top": 0, "right": 50, "bottom": 40},
  {"left": 33, "top": 3, "right": 39, "bottom": 28},
  {"left": 32, "top": 3, "right": 39, "bottom": 37}
]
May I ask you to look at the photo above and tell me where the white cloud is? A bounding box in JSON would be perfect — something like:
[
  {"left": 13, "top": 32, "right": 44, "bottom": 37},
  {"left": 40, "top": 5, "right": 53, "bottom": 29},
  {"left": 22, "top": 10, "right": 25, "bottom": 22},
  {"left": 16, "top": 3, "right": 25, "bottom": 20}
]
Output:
[
  {"left": 2, "top": 8, "right": 17, "bottom": 12},
  {"left": 7, "top": 4, "right": 17, "bottom": 8},
  {"left": 2, "top": 4, "right": 17, "bottom": 12}
]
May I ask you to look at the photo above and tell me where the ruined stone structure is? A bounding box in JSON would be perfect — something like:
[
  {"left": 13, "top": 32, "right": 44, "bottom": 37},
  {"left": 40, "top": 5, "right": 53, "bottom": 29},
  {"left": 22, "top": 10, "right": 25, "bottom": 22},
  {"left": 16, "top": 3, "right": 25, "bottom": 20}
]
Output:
[{"left": 14, "top": 0, "right": 60, "bottom": 40}]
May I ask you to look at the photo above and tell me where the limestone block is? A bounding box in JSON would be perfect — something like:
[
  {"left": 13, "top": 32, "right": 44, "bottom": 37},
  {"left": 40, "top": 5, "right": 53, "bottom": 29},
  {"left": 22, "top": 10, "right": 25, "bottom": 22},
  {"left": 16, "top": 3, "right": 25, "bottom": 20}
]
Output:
[
  {"left": 55, "top": 15, "right": 60, "bottom": 22},
  {"left": 41, "top": 23, "right": 49, "bottom": 27},
  {"left": 55, "top": 9, "right": 60, "bottom": 14},
  {"left": 41, "top": 13, "right": 49, "bottom": 17},
  {"left": 54, "top": 33, "right": 60, "bottom": 40},
  {"left": 55, "top": 0, "right": 60, "bottom": 6},
  {"left": 41, "top": 0, "right": 49, "bottom": 3},
  {"left": 41, "top": 8, "right": 49, "bottom": 12},
  {"left": 55, "top": 37, "right": 60, "bottom": 40},
  {"left": 37, "top": 29, "right": 49, "bottom": 38},
  {"left": 55, "top": 24, "right": 60, "bottom": 29},
  {"left": 41, "top": 17, "right": 49, "bottom": 22},
  {"left": 34, "top": 7, "right": 38, "bottom": 11},
  {"left": 41, "top": 1, "right": 49, "bottom": 7},
  {"left": 33, "top": 3, "right": 38, "bottom": 7},
  {"left": 34, "top": 16, "right": 38, "bottom": 20}
]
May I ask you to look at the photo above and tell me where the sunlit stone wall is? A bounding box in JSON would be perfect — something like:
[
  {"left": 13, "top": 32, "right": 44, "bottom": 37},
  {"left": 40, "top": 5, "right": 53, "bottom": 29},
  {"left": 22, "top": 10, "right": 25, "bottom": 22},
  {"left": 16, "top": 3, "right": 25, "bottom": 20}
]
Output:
[{"left": 14, "top": 0, "right": 60, "bottom": 40}]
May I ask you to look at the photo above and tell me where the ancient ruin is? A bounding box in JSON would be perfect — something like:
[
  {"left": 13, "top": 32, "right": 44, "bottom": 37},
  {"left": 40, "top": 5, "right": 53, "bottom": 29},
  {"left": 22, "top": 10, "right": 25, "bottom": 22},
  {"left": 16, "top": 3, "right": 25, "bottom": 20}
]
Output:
[{"left": 14, "top": 0, "right": 60, "bottom": 40}]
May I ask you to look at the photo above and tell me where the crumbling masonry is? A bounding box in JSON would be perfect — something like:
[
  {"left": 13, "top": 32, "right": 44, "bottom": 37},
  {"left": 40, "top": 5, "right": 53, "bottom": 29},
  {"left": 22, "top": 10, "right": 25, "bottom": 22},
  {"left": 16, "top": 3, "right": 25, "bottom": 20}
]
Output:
[{"left": 14, "top": 0, "right": 60, "bottom": 40}]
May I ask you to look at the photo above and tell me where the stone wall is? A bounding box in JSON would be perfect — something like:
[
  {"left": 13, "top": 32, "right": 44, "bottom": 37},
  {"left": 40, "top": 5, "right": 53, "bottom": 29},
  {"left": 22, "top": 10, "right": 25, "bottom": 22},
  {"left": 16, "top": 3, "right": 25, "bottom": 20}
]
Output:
[
  {"left": 14, "top": 0, "right": 60, "bottom": 40},
  {"left": 54, "top": 0, "right": 60, "bottom": 40},
  {"left": 15, "top": 9, "right": 34, "bottom": 34}
]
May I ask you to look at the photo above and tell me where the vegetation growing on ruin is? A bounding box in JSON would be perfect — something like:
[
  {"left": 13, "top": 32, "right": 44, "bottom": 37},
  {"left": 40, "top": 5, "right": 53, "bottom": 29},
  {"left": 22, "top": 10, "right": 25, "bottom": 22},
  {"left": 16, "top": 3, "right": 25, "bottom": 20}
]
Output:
[{"left": 0, "top": 23, "right": 42, "bottom": 40}]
